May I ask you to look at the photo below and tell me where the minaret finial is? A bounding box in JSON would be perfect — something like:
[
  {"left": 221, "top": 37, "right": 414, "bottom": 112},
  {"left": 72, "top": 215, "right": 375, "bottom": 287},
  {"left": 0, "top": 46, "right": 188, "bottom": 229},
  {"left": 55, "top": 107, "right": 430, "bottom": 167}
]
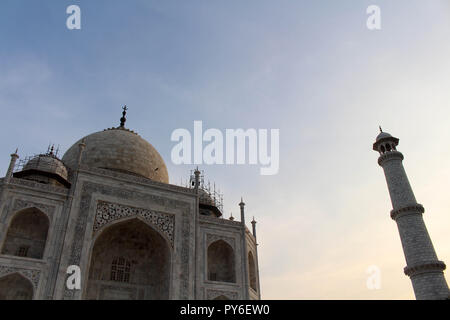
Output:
[
  {"left": 251, "top": 216, "right": 257, "bottom": 238},
  {"left": 120, "top": 105, "right": 128, "bottom": 128},
  {"left": 379, "top": 126, "right": 383, "bottom": 133}
]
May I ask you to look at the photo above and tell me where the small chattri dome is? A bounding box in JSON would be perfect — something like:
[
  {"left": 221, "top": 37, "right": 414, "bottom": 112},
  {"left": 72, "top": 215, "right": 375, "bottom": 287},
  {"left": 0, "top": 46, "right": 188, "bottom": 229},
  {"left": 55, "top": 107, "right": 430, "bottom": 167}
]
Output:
[
  {"left": 14, "top": 152, "right": 70, "bottom": 187},
  {"left": 376, "top": 131, "right": 392, "bottom": 141},
  {"left": 23, "top": 154, "right": 69, "bottom": 180},
  {"left": 199, "top": 189, "right": 215, "bottom": 206},
  {"left": 198, "top": 188, "right": 222, "bottom": 217},
  {"left": 373, "top": 128, "right": 399, "bottom": 152}
]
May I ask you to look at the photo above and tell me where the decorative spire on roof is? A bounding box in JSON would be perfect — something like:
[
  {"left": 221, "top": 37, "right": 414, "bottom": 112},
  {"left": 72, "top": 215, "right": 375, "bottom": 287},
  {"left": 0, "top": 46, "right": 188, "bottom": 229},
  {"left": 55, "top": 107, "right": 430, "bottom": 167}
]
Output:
[
  {"left": 379, "top": 125, "right": 383, "bottom": 133},
  {"left": 120, "top": 105, "right": 128, "bottom": 128}
]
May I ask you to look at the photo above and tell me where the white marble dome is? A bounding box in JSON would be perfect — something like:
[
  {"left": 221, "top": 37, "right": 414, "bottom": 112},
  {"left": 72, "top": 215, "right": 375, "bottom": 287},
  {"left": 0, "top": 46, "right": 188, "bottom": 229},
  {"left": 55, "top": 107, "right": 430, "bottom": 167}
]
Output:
[{"left": 62, "top": 127, "right": 169, "bottom": 183}]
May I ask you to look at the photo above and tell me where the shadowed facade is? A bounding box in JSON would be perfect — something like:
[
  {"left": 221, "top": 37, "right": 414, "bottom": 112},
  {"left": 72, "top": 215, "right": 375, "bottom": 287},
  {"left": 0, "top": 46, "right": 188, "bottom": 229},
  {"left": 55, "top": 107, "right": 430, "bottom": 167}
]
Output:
[{"left": 0, "top": 110, "right": 261, "bottom": 300}]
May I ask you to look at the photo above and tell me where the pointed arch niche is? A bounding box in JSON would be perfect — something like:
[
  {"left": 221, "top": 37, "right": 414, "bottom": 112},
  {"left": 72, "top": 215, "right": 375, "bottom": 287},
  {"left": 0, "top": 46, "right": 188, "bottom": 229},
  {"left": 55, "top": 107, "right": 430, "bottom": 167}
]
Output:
[
  {"left": 0, "top": 273, "right": 34, "bottom": 300},
  {"left": 207, "top": 240, "right": 236, "bottom": 283},
  {"left": 1, "top": 207, "right": 49, "bottom": 259}
]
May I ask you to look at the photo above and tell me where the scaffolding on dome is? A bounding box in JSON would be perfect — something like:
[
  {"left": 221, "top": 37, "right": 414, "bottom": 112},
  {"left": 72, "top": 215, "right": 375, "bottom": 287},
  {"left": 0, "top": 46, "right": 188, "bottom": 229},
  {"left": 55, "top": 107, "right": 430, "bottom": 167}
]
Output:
[
  {"left": 13, "top": 145, "right": 62, "bottom": 173},
  {"left": 178, "top": 169, "right": 224, "bottom": 215}
]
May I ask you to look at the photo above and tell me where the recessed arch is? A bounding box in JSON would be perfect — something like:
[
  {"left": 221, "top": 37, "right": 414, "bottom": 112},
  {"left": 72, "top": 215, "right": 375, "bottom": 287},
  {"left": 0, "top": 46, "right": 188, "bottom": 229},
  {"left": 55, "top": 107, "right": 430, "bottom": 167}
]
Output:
[
  {"left": 92, "top": 214, "right": 173, "bottom": 250},
  {"left": 85, "top": 218, "right": 171, "bottom": 300},
  {"left": 0, "top": 273, "right": 34, "bottom": 300},
  {"left": 386, "top": 143, "right": 392, "bottom": 152},
  {"left": 1, "top": 207, "right": 49, "bottom": 259},
  {"left": 248, "top": 251, "right": 257, "bottom": 291},
  {"left": 207, "top": 240, "right": 236, "bottom": 283}
]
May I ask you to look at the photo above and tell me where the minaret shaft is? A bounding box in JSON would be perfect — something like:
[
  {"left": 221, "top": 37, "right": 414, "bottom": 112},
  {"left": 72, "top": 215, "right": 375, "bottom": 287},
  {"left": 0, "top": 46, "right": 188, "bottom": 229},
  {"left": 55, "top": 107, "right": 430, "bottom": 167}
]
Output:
[
  {"left": 381, "top": 153, "right": 416, "bottom": 209},
  {"left": 375, "top": 135, "right": 448, "bottom": 300}
]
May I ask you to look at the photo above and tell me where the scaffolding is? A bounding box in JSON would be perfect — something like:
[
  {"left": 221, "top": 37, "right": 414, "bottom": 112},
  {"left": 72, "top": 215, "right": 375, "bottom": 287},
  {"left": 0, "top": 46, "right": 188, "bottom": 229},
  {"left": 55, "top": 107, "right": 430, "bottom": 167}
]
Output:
[
  {"left": 179, "top": 169, "right": 224, "bottom": 215},
  {"left": 13, "top": 145, "right": 65, "bottom": 175}
]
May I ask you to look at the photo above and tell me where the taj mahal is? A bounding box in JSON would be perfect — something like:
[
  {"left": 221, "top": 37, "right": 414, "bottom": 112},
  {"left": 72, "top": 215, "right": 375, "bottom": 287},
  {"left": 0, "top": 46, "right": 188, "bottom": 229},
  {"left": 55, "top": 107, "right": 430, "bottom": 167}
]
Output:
[
  {"left": 0, "top": 107, "right": 448, "bottom": 300},
  {"left": 0, "top": 108, "right": 260, "bottom": 300}
]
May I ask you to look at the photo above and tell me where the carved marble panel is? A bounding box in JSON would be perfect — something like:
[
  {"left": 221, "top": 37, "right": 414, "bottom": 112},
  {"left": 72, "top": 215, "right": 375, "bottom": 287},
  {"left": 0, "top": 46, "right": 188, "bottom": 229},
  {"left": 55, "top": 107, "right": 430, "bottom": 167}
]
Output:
[
  {"left": 0, "top": 265, "right": 41, "bottom": 289},
  {"left": 11, "top": 198, "right": 55, "bottom": 219},
  {"left": 94, "top": 201, "right": 175, "bottom": 246},
  {"left": 206, "top": 289, "right": 239, "bottom": 300},
  {"left": 206, "top": 233, "right": 236, "bottom": 249}
]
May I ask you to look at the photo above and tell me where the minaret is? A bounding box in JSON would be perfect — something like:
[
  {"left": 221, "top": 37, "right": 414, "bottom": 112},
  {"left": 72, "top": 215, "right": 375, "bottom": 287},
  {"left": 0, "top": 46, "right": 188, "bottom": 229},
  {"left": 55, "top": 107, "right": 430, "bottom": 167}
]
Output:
[
  {"left": 373, "top": 129, "right": 449, "bottom": 300},
  {"left": 239, "top": 197, "right": 246, "bottom": 225},
  {"left": 251, "top": 217, "right": 257, "bottom": 239},
  {"left": 193, "top": 167, "right": 200, "bottom": 193},
  {"left": 239, "top": 197, "right": 250, "bottom": 299},
  {"left": 5, "top": 149, "right": 19, "bottom": 184}
]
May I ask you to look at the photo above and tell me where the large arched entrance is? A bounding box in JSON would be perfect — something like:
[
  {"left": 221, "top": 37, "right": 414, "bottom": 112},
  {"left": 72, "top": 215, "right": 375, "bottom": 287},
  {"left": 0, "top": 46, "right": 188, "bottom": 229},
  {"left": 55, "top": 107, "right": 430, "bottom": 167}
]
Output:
[
  {"left": 85, "top": 218, "right": 171, "bottom": 300},
  {"left": 1, "top": 208, "right": 49, "bottom": 259},
  {"left": 0, "top": 273, "right": 34, "bottom": 300}
]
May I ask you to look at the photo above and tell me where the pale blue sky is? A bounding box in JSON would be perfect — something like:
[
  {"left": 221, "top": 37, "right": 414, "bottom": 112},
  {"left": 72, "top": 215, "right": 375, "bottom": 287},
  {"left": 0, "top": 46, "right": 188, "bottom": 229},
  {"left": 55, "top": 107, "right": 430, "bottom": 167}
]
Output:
[{"left": 1, "top": 1, "right": 449, "bottom": 299}]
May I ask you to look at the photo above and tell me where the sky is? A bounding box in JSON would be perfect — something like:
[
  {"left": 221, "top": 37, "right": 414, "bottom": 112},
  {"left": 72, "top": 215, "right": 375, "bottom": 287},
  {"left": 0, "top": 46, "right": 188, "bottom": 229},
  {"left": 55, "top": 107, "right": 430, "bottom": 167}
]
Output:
[{"left": 1, "top": 0, "right": 449, "bottom": 299}]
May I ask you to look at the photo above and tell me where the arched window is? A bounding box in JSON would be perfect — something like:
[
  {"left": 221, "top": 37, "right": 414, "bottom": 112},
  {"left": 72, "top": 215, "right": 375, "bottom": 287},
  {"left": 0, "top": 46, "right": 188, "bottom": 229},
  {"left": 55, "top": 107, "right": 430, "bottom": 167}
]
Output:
[
  {"left": 380, "top": 145, "right": 385, "bottom": 153},
  {"left": 110, "top": 257, "right": 131, "bottom": 283},
  {"left": 0, "top": 273, "right": 33, "bottom": 300},
  {"left": 207, "top": 240, "right": 235, "bottom": 283},
  {"left": 1, "top": 208, "right": 49, "bottom": 259},
  {"left": 248, "top": 251, "right": 257, "bottom": 291},
  {"left": 386, "top": 144, "right": 392, "bottom": 152}
]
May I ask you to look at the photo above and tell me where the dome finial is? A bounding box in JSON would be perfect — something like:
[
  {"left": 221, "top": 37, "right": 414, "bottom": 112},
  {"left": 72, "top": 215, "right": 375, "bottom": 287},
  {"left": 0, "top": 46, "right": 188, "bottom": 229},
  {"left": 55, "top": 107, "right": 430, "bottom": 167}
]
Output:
[
  {"left": 379, "top": 125, "right": 383, "bottom": 133},
  {"left": 120, "top": 105, "right": 128, "bottom": 128}
]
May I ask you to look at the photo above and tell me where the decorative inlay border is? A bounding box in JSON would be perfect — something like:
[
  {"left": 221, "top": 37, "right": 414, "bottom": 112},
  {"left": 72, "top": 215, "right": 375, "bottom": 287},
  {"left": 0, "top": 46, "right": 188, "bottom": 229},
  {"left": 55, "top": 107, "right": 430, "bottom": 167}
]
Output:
[
  {"left": 206, "top": 233, "right": 235, "bottom": 249},
  {"left": 0, "top": 265, "right": 41, "bottom": 289},
  {"left": 99, "top": 284, "right": 138, "bottom": 300},
  {"left": 390, "top": 204, "right": 424, "bottom": 220},
  {"left": 9, "top": 177, "right": 69, "bottom": 195},
  {"left": 94, "top": 201, "right": 175, "bottom": 246},
  {"left": 12, "top": 199, "right": 56, "bottom": 219},
  {"left": 63, "top": 181, "right": 192, "bottom": 300},
  {"left": 200, "top": 215, "right": 242, "bottom": 227},
  {"left": 78, "top": 165, "right": 196, "bottom": 195},
  {"left": 404, "top": 261, "right": 446, "bottom": 277},
  {"left": 206, "top": 289, "right": 238, "bottom": 300}
]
